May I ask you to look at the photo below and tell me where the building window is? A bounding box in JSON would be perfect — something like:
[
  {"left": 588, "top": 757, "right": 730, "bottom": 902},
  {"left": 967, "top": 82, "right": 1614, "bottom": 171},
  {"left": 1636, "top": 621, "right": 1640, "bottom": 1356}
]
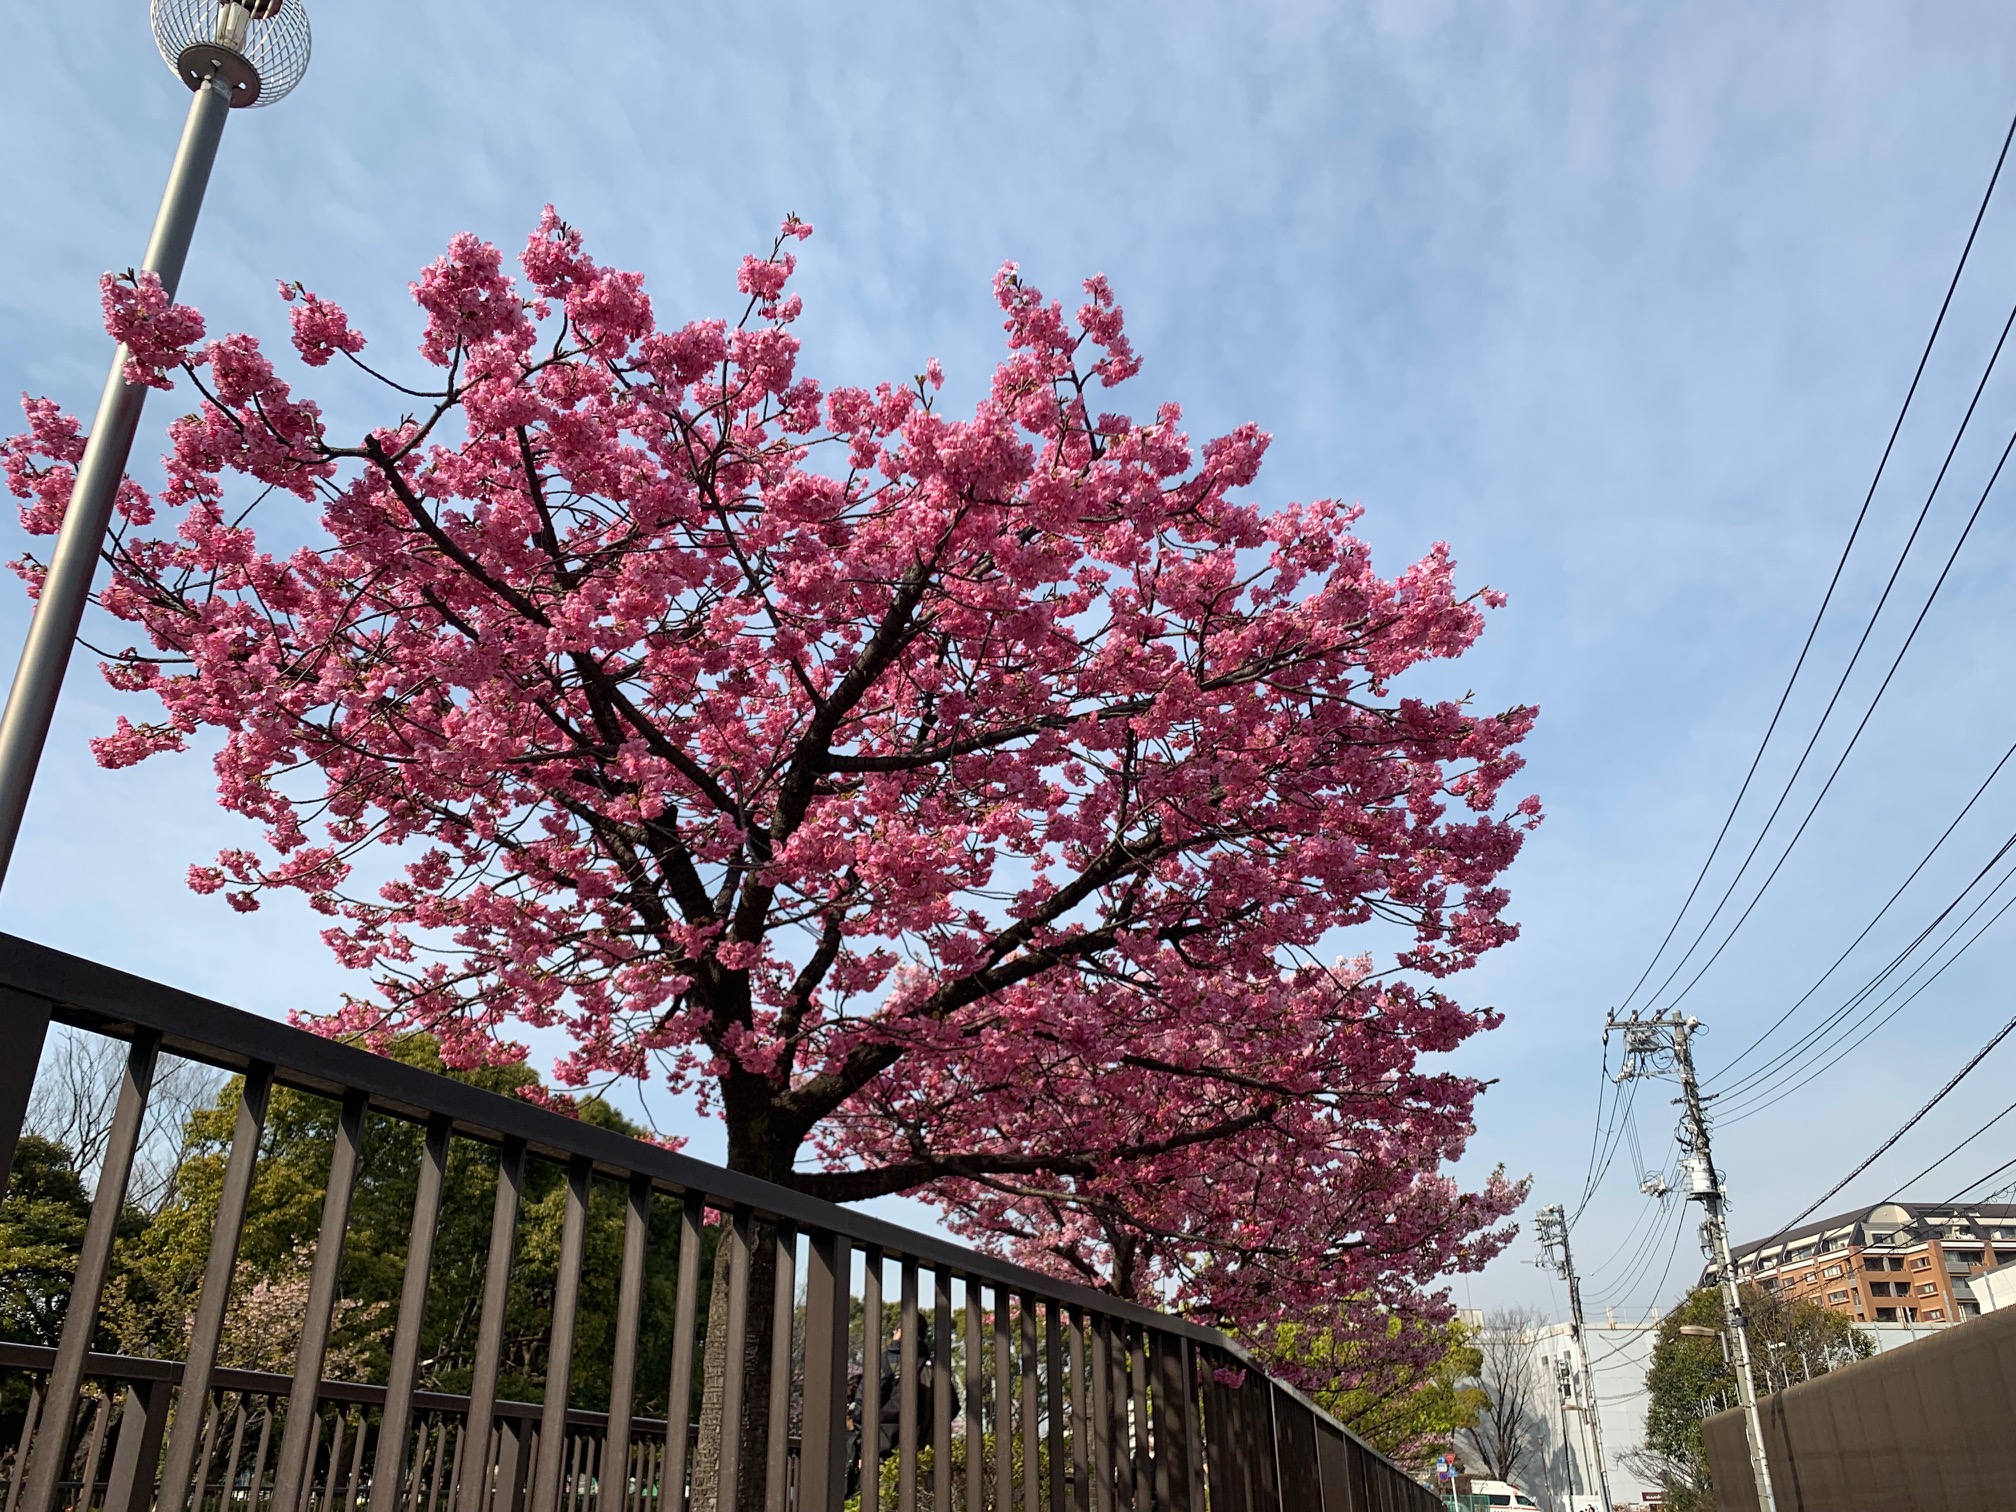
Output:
[
  {"left": 1876, "top": 1307, "right": 1898, "bottom": 1321},
  {"left": 1823, "top": 1265, "right": 1845, "bottom": 1279},
  {"left": 1869, "top": 1281, "right": 1891, "bottom": 1297},
  {"left": 1925, "top": 1309, "right": 1947, "bottom": 1322},
  {"left": 1946, "top": 1250, "right": 1982, "bottom": 1268},
  {"left": 1827, "top": 1289, "right": 1850, "bottom": 1303},
  {"left": 1911, "top": 1257, "right": 1933, "bottom": 1271},
  {"left": 1917, "top": 1283, "right": 1939, "bottom": 1297}
]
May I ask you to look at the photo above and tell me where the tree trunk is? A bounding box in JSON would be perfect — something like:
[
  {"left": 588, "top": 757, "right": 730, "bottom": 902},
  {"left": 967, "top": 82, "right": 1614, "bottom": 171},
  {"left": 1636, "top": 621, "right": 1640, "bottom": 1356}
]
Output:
[
  {"left": 689, "top": 1104, "right": 793, "bottom": 1512},
  {"left": 689, "top": 1214, "right": 779, "bottom": 1512}
]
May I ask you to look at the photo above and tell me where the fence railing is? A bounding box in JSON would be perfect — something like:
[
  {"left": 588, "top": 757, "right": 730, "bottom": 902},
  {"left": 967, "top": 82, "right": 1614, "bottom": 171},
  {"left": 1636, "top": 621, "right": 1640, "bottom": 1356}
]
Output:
[{"left": 0, "top": 933, "right": 1441, "bottom": 1512}]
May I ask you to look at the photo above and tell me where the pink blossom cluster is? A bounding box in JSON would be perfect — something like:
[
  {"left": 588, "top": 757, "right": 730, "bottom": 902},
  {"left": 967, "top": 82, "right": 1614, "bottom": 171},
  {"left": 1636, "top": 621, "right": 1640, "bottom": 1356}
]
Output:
[
  {"left": 101, "top": 271, "right": 206, "bottom": 389},
  {"left": 6, "top": 210, "right": 1540, "bottom": 1385}
]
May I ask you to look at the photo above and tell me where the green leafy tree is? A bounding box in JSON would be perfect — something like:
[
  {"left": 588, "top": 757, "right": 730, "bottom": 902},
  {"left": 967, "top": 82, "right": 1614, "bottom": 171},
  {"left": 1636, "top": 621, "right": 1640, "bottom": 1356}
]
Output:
[
  {"left": 0, "top": 1136, "right": 105, "bottom": 1455},
  {"left": 1275, "top": 1314, "right": 1487, "bottom": 1472},
  {"left": 1638, "top": 1285, "right": 1873, "bottom": 1512},
  {"left": 0, "top": 1136, "right": 95, "bottom": 1347},
  {"left": 102, "top": 1036, "right": 708, "bottom": 1412}
]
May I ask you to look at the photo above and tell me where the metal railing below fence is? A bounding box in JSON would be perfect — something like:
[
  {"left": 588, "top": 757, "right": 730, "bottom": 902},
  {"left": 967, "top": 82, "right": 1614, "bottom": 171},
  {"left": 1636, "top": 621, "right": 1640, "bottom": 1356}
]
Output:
[{"left": 0, "top": 1343, "right": 686, "bottom": 1512}]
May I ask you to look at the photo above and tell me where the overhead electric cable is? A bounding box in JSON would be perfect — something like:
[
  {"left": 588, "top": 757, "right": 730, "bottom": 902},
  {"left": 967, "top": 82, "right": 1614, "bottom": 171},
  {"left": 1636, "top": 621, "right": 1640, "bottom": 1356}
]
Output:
[
  {"left": 1713, "top": 816, "right": 2016, "bottom": 1108},
  {"left": 1871, "top": 1094, "right": 2016, "bottom": 1204},
  {"left": 1612, "top": 106, "right": 2016, "bottom": 1016},
  {"left": 1711, "top": 729, "right": 2016, "bottom": 1084},
  {"left": 1943, "top": 1152, "right": 2016, "bottom": 1204},
  {"left": 1642, "top": 1201, "right": 1694, "bottom": 1314},
  {"left": 1645, "top": 417, "right": 2016, "bottom": 1018},
  {"left": 1573, "top": 1075, "right": 1643, "bottom": 1227},
  {"left": 1718, "top": 869, "right": 2016, "bottom": 1121},
  {"left": 1762, "top": 1006, "right": 2016, "bottom": 1242}
]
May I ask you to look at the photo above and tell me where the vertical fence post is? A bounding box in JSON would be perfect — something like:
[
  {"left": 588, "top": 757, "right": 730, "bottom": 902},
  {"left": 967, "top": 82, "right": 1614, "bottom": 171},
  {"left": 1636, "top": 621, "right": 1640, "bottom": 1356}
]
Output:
[
  {"left": 533, "top": 1158, "right": 594, "bottom": 1512},
  {"left": 992, "top": 1288, "right": 1013, "bottom": 1512},
  {"left": 963, "top": 1280, "right": 983, "bottom": 1512},
  {"left": 1178, "top": 1342, "right": 1202, "bottom": 1512},
  {"left": 662, "top": 1199, "right": 704, "bottom": 1512},
  {"left": 271, "top": 1088, "right": 370, "bottom": 1512},
  {"left": 712, "top": 1211, "right": 755, "bottom": 1512},
  {"left": 18, "top": 1028, "right": 159, "bottom": 1512},
  {"left": 0, "top": 989, "right": 50, "bottom": 1205},
  {"left": 932, "top": 1271, "right": 954, "bottom": 1512},
  {"left": 1128, "top": 1332, "right": 1148, "bottom": 1509},
  {"left": 861, "top": 1249, "right": 883, "bottom": 1512},
  {"left": 1107, "top": 1324, "right": 1132, "bottom": 1512},
  {"left": 159, "top": 1063, "right": 275, "bottom": 1512},
  {"left": 102, "top": 1378, "right": 172, "bottom": 1512},
  {"left": 1089, "top": 1322, "right": 1111, "bottom": 1512},
  {"left": 1020, "top": 1296, "right": 1041, "bottom": 1512},
  {"left": 601, "top": 1173, "right": 654, "bottom": 1512},
  {"left": 1044, "top": 1303, "right": 1064, "bottom": 1512},
  {"left": 1153, "top": 1335, "right": 1189, "bottom": 1512},
  {"left": 373, "top": 1116, "right": 453, "bottom": 1512},
  {"left": 896, "top": 1260, "right": 918, "bottom": 1512},
  {"left": 798, "top": 1232, "right": 850, "bottom": 1512},
  {"left": 1067, "top": 1312, "right": 1089, "bottom": 1512},
  {"left": 459, "top": 1138, "right": 528, "bottom": 1512},
  {"left": 762, "top": 1227, "right": 796, "bottom": 1512}
]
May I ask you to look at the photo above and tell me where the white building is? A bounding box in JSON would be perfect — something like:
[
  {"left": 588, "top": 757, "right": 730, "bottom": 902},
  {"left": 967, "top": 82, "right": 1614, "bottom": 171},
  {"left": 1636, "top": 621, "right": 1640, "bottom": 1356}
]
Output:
[{"left": 1465, "top": 1311, "right": 1957, "bottom": 1512}]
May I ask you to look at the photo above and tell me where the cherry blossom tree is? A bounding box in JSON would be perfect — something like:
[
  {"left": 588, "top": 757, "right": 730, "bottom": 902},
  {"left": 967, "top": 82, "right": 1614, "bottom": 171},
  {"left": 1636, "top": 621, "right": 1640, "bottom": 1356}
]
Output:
[{"left": 7, "top": 212, "right": 1537, "bottom": 1494}]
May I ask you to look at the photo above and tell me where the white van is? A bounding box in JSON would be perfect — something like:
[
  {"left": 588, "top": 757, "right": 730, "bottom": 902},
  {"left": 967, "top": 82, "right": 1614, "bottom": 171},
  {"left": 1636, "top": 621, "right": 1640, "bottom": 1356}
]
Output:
[{"left": 1458, "top": 1481, "right": 1543, "bottom": 1510}]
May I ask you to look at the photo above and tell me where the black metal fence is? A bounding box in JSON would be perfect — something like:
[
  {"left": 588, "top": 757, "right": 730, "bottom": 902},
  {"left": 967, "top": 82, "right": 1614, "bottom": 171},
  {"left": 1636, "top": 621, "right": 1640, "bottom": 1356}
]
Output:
[{"left": 0, "top": 933, "right": 1441, "bottom": 1512}]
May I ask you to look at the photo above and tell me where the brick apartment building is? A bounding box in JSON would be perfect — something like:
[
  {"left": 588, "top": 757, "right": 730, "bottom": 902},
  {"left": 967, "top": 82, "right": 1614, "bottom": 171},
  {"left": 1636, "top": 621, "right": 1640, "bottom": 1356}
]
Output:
[{"left": 1728, "top": 1201, "right": 2016, "bottom": 1324}]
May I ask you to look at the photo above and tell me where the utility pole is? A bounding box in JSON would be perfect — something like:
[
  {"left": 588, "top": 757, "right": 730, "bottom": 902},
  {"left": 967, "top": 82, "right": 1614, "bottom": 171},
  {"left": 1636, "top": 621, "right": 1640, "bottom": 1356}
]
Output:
[
  {"left": 1609, "top": 1012, "right": 1778, "bottom": 1512},
  {"left": 1536, "top": 1203, "right": 1615, "bottom": 1512},
  {"left": 1553, "top": 1357, "right": 1584, "bottom": 1502}
]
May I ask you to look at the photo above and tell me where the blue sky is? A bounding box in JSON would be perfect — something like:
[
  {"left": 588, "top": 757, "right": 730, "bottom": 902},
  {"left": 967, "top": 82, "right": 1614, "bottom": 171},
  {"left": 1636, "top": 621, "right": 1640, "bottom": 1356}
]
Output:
[{"left": 6, "top": 0, "right": 2016, "bottom": 1322}]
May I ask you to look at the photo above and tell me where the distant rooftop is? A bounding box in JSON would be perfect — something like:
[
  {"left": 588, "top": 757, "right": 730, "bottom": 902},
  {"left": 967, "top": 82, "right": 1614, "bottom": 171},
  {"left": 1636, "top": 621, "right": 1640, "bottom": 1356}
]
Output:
[{"left": 1731, "top": 1201, "right": 2016, "bottom": 1265}]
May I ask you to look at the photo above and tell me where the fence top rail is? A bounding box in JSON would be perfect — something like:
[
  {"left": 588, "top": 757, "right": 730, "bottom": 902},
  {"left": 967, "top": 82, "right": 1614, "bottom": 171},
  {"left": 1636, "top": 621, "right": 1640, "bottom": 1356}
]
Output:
[{"left": 0, "top": 929, "right": 1412, "bottom": 1482}]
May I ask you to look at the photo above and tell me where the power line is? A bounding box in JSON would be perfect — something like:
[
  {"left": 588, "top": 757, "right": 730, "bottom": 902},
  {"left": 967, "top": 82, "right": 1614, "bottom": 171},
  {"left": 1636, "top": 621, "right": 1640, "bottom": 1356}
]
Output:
[
  {"left": 1873, "top": 1094, "right": 2016, "bottom": 1202},
  {"left": 1942, "top": 1151, "right": 2016, "bottom": 1204},
  {"left": 1712, "top": 814, "right": 2016, "bottom": 1111},
  {"left": 1642, "top": 1200, "right": 1694, "bottom": 1314},
  {"left": 1763, "top": 1006, "right": 2016, "bottom": 1241},
  {"left": 1644, "top": 408, "right": 2016, "bottom": 1019},
  {"left": 1718, "top": 869, "right": 2016, "bottom": 1122},
  {"left": 1612, "top": 106, "right": 2016, "bottom": 1017},
  {"left": 1582, "top": 1171, "right": 1671, "bottom": 1284},
  {"left": 1574, "top": 1074, "right": 1643, "bottom": 1227},
  {"left": 1710, "top": 729, "right": 2016, "bottom": 1085}
]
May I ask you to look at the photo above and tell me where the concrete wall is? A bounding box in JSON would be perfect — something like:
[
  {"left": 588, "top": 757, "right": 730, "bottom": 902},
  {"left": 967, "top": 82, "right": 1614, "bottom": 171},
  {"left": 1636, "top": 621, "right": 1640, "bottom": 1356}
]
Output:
[{"left": 1702, "top": 1302, "right": 2016, "bottom": 1512}]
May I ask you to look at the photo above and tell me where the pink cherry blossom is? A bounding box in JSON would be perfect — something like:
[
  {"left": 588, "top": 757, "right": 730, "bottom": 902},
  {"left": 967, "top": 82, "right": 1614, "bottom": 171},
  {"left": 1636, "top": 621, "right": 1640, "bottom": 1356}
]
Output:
[
  {"left": 7, "top": 213, "right": 1542, "bottom": 1398},
  {"left": 280, "top": 281, "right": 368, "bottom": 367},
  {"left": 100, "top": 271, "right": 205, "bottom": 389}
]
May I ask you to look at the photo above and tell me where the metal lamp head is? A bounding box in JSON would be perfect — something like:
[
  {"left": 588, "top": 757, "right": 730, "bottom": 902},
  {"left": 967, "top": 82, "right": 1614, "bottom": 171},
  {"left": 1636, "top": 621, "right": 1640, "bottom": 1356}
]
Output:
[{"left": 152, "top": 0, "right": 311, "bottom": 108}]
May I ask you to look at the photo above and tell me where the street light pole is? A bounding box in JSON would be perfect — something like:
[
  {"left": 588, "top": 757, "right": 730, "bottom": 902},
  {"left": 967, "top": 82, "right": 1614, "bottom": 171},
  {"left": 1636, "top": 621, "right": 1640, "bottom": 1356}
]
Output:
[{"left": 0, "top": 0, "right": 309, "bottom": 891}]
